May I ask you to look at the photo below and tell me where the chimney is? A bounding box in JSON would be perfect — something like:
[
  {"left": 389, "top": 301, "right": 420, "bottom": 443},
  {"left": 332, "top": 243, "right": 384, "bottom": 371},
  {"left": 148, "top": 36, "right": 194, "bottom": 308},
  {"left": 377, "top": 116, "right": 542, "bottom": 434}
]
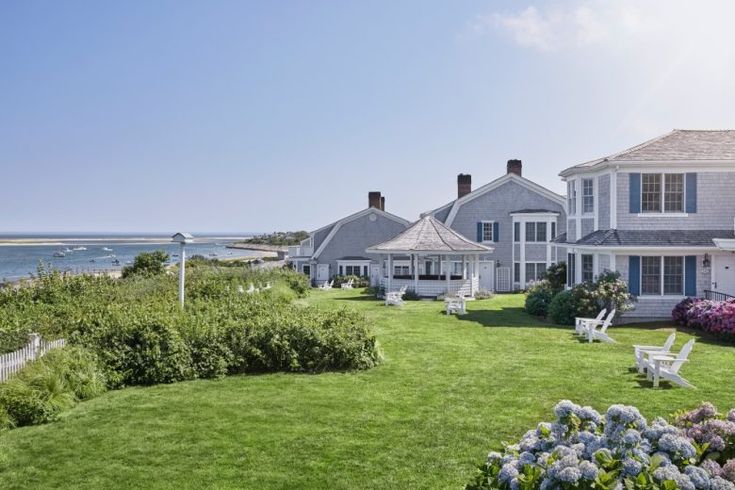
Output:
[
  {"left": 380, "top": 196, "right": 385, "bottom": 211},
  {"left": 457, "top": 174, "right": 472, "bottom": 198},
  {"left": 507, "top": 159, "right": 522, "bottom": 177},
  {"left": 368, "top": 191, "right": 382, "bottom": 209}
]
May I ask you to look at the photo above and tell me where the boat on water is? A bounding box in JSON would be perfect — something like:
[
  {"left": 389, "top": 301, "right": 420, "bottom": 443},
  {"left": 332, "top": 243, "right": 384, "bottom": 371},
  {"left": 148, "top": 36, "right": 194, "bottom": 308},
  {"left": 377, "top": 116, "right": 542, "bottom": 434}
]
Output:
[
  {"left": 102, "top": 247, "right": 113, "bottom": 252},
  {"left": 73, "top": 246, "right": 87, "bottom": 251},
  {"left": 52, "top": 251, "right": 66, "bottom": 258},
  {"left": 112, "top": 259, "right": 120, "bottom": 265},
  {"left": 63, "top": 247, "right": 73, "bottom": 253},
  {"left": 89, "top": 259, "right": 96, "bottom": 263}
]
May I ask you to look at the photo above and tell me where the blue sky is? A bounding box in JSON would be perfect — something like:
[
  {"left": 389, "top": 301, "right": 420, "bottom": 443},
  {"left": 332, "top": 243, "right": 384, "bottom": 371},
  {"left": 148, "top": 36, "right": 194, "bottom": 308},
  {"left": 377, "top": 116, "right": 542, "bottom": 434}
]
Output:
[{"left": 2, "top": 1, "right": 735, "bottom": 233}]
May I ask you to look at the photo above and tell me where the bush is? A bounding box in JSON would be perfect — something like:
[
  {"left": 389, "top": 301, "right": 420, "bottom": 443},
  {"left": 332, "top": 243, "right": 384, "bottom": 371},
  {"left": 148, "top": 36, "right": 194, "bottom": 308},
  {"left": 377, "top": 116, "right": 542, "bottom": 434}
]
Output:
[
  {"left": 541, "top": 262, "right": 566, "bottom": 293},
  {"left": 466, "top": 400, "right": 735, "bottom": 490},
  {"left": 121, "top": 251, "right": 169, "bottom": 278},
  {"left": 332, "top": 275, "right": 370, "bottom": 288},
  {"left": 672, "top": 297, "right": 735, "bottom": 339},
  {"left": 524, "top": 280, "right": 554, "bottom": 317},
  {"left": 0, "top": 346, "right": 107, "bottom": 428},
  {"left": 548, "top": 289, "right": 577, "bottom": 325}
]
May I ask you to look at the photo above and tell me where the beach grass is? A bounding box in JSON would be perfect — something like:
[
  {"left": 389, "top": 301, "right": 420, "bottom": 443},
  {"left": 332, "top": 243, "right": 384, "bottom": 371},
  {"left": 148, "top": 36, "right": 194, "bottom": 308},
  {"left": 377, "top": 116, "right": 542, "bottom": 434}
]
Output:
[{"left": 1, "top": 291, "right": 734, "bottom": 489}]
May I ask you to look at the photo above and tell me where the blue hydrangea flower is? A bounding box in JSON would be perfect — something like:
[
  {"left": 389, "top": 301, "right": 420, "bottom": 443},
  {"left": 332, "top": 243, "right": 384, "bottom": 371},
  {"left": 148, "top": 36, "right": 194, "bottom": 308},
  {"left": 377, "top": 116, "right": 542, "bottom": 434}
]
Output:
[
  {"left": 554, "top": 400, "right": 578, "bottom": 419},
  {"left": 623, "top": 429, "right": 642, "bottom": 446},
  {"left": 498, "top": 462, "right": 519, "bottom": 483},
  {"left": 579, "top": 460, "right": 599, "bottom": 480},
  {"left": 711, "top": 477, "right": 735, "bottom": 490},
  {"left": 622, "top": 458, "right": 643, "bottom": 476},
  {"left": 685, "top": 465, "right": 714, "bottom": 489},
  {"left": 658, "top": 433, "right": 697, "bottom": 460}
]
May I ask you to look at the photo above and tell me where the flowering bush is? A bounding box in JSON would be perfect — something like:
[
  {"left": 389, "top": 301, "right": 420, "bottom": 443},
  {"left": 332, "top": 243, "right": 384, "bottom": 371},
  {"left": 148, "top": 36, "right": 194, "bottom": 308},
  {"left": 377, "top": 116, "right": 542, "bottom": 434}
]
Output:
[
  {"left": 466, "top": 401, "right": 735, "bottom": 490},
  {"left": 546, "top": 272, "right": 634, "bottom": 325},
  {"left": 672, "top": 298, "right": 735, "bottom": 339},
  {"left": 525, "top": 280, "right": 555, "bottom": 317}
]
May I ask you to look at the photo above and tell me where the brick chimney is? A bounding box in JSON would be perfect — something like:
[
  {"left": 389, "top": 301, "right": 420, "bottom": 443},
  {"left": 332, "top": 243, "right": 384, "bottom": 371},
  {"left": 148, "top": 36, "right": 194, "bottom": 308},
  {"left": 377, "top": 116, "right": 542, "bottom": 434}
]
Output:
[
  {"left": 507, "top": 159, "right": 522, "bottom": 177},
  {"left": 368, "top": 191, "right": 382, "bottom": 209},
  {"left": 457, "top": 174, "right": 472, "bottom": 198},
  {"left": 380, "top": 196, "right": 385, "bottom": 211}
]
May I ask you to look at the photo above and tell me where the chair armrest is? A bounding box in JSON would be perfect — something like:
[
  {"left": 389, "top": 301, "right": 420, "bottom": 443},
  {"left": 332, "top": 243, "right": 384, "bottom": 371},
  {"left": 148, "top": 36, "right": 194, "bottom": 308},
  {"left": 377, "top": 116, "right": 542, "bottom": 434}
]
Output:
[
  {"left": 633, "top": 345, "right": 664, "bottom": 351},
  {"left": 651, "top": 355, "right": 686, "bottom": 363}
]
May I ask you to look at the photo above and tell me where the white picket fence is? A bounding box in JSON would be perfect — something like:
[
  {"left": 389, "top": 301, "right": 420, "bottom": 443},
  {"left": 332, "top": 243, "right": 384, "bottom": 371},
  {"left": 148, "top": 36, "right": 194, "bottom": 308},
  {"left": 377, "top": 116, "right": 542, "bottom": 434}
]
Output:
[{"left": 0, "top": 334, "right": 66, "bottom": 382}]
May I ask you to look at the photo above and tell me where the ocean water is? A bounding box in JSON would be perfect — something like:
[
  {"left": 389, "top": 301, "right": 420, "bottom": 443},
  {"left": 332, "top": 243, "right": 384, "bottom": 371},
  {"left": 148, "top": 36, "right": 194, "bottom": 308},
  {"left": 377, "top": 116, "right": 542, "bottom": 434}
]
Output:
[{"left": 0, "top": 233, "right": 268, "bottom": 283}]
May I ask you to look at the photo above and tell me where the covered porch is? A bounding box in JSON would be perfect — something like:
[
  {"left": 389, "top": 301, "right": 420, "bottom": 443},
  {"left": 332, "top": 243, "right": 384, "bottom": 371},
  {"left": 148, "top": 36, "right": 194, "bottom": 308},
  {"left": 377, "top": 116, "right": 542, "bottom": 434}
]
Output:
[{"left": 367, "top": 215, "right": 493, "bottom": 298}]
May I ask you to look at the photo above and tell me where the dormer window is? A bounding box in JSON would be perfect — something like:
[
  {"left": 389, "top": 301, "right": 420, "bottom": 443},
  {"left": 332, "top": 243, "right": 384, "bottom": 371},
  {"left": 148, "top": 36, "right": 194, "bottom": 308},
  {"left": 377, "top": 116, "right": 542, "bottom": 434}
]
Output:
[{"left": 641, "top": 173, "right": 684, "bottom": 213}]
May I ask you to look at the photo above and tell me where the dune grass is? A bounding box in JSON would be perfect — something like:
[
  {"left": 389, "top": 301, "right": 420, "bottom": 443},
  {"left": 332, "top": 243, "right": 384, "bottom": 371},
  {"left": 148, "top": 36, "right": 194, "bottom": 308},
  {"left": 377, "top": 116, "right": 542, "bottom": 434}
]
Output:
[{"left": 1, "top": 291, "right": 734, "bottom": 489}]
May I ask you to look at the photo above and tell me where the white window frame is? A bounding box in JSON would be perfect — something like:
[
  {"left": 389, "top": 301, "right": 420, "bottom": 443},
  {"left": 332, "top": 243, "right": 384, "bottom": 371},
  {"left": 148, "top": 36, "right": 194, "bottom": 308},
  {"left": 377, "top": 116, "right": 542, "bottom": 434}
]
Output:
[
  {"left": 639, "top": 173, "right": 687, "bottom": 216},
  {"left": 582, "top": 178, "right": 594, "bottom": 214},
  {"left": 480, "top": 221, "right": 494, "bottom": 243},
  {"left": 337, "top": 260, "right": 371, "bottom": 277},
  {"left": 581, "top": 254, "right": 594, "bottom": 283},
  {"left": 568, "top": 180, "right": 577, "bottom": 215},
  {"left": 639, "top": 255, "right": 686, "bottom": 298}
]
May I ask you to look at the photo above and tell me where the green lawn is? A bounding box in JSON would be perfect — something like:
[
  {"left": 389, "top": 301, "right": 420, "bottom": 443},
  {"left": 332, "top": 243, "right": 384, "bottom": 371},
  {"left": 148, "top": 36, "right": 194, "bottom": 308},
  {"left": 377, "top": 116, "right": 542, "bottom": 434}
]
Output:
[{"left": 1, "top": 291, "right": 734, "bottom": 489}]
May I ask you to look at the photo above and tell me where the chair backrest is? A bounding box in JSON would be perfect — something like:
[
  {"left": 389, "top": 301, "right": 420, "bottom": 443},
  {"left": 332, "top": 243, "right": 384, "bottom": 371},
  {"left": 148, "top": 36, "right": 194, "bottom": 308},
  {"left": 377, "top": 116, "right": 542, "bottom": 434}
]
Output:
[
  {"left": 595, "top": 309, "right": 607, "bottom": 322},
  {"left": 662, "top": 332, "right": 676, "bottom": 353},
  {"left": 671, "top": 339, "right": 695, "bottom": 373},
  {"left": 600, "top": 309, "right": 616, "bottom": 333}
]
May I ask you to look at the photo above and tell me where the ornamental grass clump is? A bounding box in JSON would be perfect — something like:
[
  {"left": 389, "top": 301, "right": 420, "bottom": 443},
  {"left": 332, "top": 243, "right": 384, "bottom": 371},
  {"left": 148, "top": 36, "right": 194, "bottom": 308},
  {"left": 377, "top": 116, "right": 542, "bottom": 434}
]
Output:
[{"left": 466, "top": 401, "right": 735, "bottom": 490}]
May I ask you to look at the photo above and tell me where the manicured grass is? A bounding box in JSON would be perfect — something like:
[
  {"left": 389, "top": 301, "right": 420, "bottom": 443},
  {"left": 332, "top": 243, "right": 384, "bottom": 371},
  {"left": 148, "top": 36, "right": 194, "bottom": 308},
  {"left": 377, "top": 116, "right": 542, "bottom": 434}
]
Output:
[{"left": 1, "top": 291, "right": 734, "bottom": 489}]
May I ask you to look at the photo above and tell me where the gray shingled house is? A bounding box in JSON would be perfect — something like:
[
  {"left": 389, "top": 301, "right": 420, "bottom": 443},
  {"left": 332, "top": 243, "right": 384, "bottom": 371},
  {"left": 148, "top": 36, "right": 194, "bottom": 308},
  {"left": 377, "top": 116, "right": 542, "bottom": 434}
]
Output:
[
  {"left": 555, "top": 129, "right": 735, "bottom": 320},
  {"left": 288, "top": 192, "right": 410, "bottom": 286},
  {"left": 425, "top": 160, "right": 567, "bottom": 292}
]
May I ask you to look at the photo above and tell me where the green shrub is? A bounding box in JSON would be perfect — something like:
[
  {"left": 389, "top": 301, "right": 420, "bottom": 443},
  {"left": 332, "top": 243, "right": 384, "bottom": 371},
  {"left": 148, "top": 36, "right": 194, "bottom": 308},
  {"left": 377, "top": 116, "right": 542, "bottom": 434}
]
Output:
[
  {"left": 403, "top": 289, "right": 421, "bottom": 301},
  {"left": 0, "top": 346, "right": 106, "bottom": 427},
  {"left": 121, "top": 250, "right": 169, "bottom": 278},
  {"left": 548, "top": 290, "right": 577, "bottom": 325},
  {"left": 541, "top": 262, "right": 566, "bottom": 293},
  {"left": 524, "top": 280, "right": 554, "bottom": 317},
  {"left": 332, "top": 275, "right": 369, "bottom": 288}
]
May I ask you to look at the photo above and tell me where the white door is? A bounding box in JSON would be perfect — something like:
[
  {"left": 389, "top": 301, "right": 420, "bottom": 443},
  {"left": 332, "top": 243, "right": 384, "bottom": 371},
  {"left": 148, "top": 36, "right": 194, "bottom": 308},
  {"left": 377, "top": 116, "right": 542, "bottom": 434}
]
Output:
[
  {"left": 370, "top": 264, "right": 381, "bottom": 286},
  {"left": 316, "top": 264, "right": 330, "bottom": 283},
  {"left": 714, "top": 255, "right": 735, "bottom": 295},
  {"left": 479, "top": 261, "right": 495, "bottom": 291}
]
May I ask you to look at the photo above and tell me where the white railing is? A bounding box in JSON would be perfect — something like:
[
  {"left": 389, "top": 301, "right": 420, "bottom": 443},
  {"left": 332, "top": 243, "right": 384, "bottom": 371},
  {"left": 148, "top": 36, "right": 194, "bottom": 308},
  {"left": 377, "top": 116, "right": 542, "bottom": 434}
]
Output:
[
  {"left": 0, "top": 334, "right": 66, "bottom": 382},
  {"left": 381, "top": 277, "right": 478, "bottom": 297}
]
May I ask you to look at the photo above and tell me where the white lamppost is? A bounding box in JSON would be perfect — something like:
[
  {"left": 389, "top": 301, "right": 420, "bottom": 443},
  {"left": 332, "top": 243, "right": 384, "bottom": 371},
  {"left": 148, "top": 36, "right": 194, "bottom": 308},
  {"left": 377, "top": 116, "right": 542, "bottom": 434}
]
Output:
[{"left": 171, "top": 232, "right": 193, "bottom": 307}]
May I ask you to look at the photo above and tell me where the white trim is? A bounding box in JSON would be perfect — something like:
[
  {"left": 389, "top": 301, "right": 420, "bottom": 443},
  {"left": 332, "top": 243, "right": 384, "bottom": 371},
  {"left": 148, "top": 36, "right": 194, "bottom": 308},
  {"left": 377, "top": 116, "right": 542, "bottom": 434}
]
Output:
[
  {"left": 562, "top": 160, "right": 735, "bottom": 177},
  {"left": 610, "top": 168, "right": 618, "bottom": 228},
  {"left": 636, "top": 213, "right": 689, "bottom": 218},
  {"left": 312, "top": 207, "right": 411, "bottom": 259},
  {"left": 713, "top": 238, "right": 735, "bottom": 251},
  {"left": 508, "top": 211, "right": 560, "bottom": 217},
  {"left": 480, "top": 220, "right": 495, "bottom": 243},
  {"left": 557, "top": 244, "right": 716, "bottom": 254},
  {"left": 445, "top": 173, "right": 565, "bottom": 227},
  {"left": 638, "top": 255, "right": 686, "bottom": 297}
]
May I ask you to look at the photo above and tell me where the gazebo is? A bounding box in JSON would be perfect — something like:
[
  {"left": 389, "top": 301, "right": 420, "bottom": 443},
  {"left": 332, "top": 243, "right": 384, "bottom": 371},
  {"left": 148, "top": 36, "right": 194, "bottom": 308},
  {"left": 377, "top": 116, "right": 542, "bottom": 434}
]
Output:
[{"left": 366, "top": 215, "right": 493, "bottom": 298}]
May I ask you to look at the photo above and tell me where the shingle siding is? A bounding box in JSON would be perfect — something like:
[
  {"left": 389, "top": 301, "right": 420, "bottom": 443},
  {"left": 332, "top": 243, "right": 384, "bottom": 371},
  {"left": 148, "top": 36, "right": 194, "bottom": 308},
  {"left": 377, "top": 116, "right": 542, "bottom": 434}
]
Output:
[
  {"left": 525, "top": 244, "right": 548, "bottom": 261},
  {"left": 598, "top": 174, "right": 610, "bottom": 230},
  {"left": 567, "top": 220, "right": 577, "bottom": 242},
  {"left": 581, "top": 218, "right": 594, "bottom": 238},
  {"left": 434, "top": 205, "right": 451, "bottom": 223},
  {"left": 617, "top": 172, "right": 735, "bottom": 230},
  {"left": 448, "top": 180, "right": 566, "bottom": 270}
]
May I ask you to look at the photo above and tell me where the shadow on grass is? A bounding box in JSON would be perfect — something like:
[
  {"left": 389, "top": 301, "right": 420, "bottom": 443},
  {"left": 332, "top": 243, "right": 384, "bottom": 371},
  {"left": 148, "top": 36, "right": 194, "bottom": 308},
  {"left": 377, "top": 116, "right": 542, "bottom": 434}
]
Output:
[{"left": 456, "top": 306, "right": 569, "bottom": 329}]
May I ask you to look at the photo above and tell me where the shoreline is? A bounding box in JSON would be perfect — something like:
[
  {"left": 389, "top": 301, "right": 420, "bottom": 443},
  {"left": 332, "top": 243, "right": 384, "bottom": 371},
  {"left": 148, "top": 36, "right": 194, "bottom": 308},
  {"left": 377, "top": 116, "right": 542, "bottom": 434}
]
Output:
[{"left": 0, "top": 236, "right": 252, "bottom": 247}]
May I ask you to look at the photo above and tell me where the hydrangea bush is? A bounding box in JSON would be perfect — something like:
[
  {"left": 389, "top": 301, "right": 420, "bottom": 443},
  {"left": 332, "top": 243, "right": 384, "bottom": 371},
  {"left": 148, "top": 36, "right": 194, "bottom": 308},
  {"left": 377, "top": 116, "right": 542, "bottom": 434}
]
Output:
[
  {"left": 466, "top": 401, "right": 735, "bottom": 490},
  {"left": 672, "top": 298, "right": 735, "bottom": 339}
]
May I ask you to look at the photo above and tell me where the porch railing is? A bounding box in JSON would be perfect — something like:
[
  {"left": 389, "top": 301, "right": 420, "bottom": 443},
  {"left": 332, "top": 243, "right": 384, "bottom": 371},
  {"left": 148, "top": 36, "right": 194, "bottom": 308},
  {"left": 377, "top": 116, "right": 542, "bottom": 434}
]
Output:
[{"left": 703, "top": 290, "right": 735, "bottom": 301}]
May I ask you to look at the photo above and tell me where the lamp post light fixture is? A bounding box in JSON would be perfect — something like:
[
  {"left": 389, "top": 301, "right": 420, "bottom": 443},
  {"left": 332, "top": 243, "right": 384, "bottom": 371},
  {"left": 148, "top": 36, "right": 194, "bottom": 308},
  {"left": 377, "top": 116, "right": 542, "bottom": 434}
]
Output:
[{"left": 171, "top": 232, "right": 194, "bottom": 307}]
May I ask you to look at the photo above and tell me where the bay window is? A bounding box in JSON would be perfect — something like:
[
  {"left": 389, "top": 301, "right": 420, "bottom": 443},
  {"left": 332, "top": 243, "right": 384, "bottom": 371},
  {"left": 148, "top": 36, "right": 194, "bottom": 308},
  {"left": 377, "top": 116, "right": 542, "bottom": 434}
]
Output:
[{"left": 524, "top": 222, "right": 548, "bottom": 242}]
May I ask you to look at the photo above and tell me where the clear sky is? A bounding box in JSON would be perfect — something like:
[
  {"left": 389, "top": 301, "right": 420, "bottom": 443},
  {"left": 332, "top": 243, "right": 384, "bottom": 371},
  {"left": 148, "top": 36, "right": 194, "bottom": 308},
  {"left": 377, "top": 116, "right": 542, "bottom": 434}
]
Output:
[{"left": 3, "top": 0, "right": 735, "bottom": 233}]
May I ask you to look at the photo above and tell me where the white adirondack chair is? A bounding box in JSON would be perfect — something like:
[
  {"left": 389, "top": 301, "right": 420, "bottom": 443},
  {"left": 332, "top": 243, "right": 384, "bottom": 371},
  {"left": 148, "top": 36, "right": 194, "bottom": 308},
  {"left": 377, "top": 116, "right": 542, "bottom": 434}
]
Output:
[
  {"left": 246, "top": 283, "right": 256, "bottom": 294},
  {"left": 237, "top": 285, "right": 245, "bottom": 294},
  {"left": 341, "top": 278, "right": 354, "bottom": 289},
  {"left": 263, "top": 282, "right": 272, "bottom": 290},
  {"left": 575, "top": 309, "right": 607, "bottom": 335},
  {"left": 645, "top": 339, "right": 696, "bottom": 388},
  {"left": 587, "top": 309, "right": 616, "bottom": 343},
  {"left": 633, "top": 333, "right": 676, "bottom": 373},
  {"left": 320, "top": 279, "right": 334, "bottom": 290},
  {"left": 385, "top": 286, "right": 407, "bottom": 306},
  {"left": 445, "top": 296, "right": 466, "bottom": 315}
]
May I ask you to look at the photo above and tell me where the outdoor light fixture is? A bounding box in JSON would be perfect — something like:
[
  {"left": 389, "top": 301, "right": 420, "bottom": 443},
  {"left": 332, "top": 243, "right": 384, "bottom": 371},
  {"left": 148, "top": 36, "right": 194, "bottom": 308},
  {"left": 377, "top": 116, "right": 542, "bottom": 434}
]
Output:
[
  {"left": 171, "top": 232, "right": 194, "bottom": 307},
  {"left": 703, "top": 253, "right": 711, "bottom": 268}
]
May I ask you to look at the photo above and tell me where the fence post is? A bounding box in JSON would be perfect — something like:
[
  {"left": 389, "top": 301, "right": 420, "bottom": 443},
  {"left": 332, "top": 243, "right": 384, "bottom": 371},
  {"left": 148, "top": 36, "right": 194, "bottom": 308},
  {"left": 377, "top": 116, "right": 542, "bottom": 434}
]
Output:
[{"left": 28, "top": 333, "right": 41, "bottom": 360}]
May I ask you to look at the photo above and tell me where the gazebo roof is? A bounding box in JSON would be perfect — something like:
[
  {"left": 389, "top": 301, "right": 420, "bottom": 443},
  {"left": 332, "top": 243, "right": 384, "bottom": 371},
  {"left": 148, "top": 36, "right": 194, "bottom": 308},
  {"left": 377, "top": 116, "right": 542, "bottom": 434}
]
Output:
[{"left": 367, "top": 215, "right": 493, "bottom": 254}]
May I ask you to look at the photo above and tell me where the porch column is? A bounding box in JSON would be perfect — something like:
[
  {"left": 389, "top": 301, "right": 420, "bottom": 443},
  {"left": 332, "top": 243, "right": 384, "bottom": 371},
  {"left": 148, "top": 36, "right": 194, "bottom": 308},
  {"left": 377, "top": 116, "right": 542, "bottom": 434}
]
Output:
[
  {"left": 468, "top": 254, "right": 474, "bottom": 296},
  {"left": 445, "top": 254, "right": 450, "bottom": 295},
  {"left": 413, "top": 253, "right": 419, "bottom": 293},
  {"left": 387, "top": 254, "right": 393, "bottom": 292}
]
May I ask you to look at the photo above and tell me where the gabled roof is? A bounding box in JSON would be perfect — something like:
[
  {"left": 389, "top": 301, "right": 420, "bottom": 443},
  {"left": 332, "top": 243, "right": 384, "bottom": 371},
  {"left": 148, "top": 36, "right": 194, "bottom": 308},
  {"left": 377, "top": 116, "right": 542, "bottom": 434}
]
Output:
[
  {"left": 366, "top": 216, "right": 493, "bottom": 254},
  {"left": 560, "top": 129, "right": 735, "bottom": 177},
  {"left": 312, "top": 207, "right": 411, "bottom": 259},
  {"left": 439, "top": 173, "right": 565, "bottom": 226}
]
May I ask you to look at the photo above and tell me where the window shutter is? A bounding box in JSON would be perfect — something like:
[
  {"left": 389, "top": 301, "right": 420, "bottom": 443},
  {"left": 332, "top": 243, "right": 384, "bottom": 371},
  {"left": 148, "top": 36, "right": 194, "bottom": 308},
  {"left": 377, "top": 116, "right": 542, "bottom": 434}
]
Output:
[
  {"left": 493, "top": 222, "right": 499, "bottom": 242},
  {"left": 629, "top": 173, "right": 641, "bottom": 213},
  {"left": 628, "top": 256, "right": 640, "bottom": 296},
  {"left": 685, "top": 173, "right": 697, "bottom": 213},
  {"left": 685, "top": 256, "right": 697, "bottom": 296},
  {"left": 476, "top": 222, "right": 483, "bottom": 242}
]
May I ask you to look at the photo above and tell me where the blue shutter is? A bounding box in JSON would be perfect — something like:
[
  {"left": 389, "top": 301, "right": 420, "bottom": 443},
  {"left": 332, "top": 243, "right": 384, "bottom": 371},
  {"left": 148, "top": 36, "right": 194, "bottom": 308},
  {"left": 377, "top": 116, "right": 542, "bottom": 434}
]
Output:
[
  {"left": 686, "top": 173, "right": 697, "bottom": 213},
  {"left": 629, "top": 173, "right": 641, "bottom": 213},
  {"left": 629, "top": 256, "right": 640, "bottom": 296},
  {"left": 685, "top": 256, "right": 697, "bottom": 296},
  {"left": 493, "top": 222, "right": 499, "bottom": 242},
  {"left": 476, "top": 222, "right": 483, "bottom": 242}
]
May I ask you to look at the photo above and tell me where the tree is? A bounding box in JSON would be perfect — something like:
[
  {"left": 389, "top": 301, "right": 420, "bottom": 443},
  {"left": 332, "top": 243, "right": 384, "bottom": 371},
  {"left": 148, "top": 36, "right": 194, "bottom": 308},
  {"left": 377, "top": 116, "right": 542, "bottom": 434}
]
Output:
[{"left": 121, "top": 251, "right": 169, "bottom": 278}]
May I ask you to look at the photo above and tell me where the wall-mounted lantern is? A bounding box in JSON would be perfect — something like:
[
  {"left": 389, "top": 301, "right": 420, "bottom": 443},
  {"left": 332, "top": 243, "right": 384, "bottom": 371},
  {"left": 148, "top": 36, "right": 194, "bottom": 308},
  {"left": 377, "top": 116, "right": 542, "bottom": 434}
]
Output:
[
  {"left": 171, "top": 232, "right": 194, "bottom": 307},
  {"left": 703, "top": 253, "right": 711, "bottom": 269}
]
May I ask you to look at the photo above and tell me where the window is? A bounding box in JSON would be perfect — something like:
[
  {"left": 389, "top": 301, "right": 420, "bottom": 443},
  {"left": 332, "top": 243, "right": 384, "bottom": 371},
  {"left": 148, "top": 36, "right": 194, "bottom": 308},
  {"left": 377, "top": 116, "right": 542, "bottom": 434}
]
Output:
[
  {"left": 642, "top": 173, "right": 684, "bottom": 213},
  {"left": 663, "top": 257, "right": 684, "bottom": 295},
  {"left": 524, "top": 222, "right": 548, "bottom": 242},
  {"left": 551, "top": 222, "right": 557, "bottom": 240},
  {"left": 641, "top": 256, "right": 662, "bottom": 295},
  {"left": 581, "top": 254, "right": 594, "bottom": 283},
  {"left": 302, "top": 265, "right": 311, "bottom": 276},
  {"left": 453, "top": 262, "right": 463, "bottom": 275},
  {"left": 514, "top": 262, "right": 521, "bottom": 284},
  {"left": 640, "top": 256, "right": 685, "bottom": 296},
  {"left": 568, "top": 181, "right": 577, "bottom": 215},
  {"left": 393, "top": 265, "right": 410, "bottom": 276},
  {"left": 425, "top": 261, "right": 433, "bottom": 275},
  {"left": 525, "top": 263, "right": 547, "bottom": 284},
  {"left": 567, "top": 253, "right": 576, "bottom": 286},
  {"left": 582, "top": 178, "right": 594, "bottom": 213},
  {"left": 345, "top": 265, "right": 363, "bottom": 276},
  {"left": 514, "top": 222, "right": 521, "bottom": 242},
  {"left": 481, "top": 221, "right": 494, "bottom": 242}
]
